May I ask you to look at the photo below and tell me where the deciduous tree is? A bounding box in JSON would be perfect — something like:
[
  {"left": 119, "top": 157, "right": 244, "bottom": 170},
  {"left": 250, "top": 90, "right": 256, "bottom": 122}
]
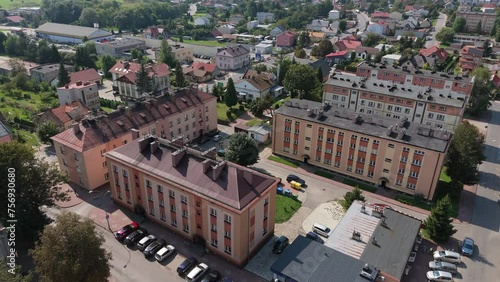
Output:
[
  {"left": 467, "top": 67, "right": 492, "bottom": 116},
  {"left": 225, "top": 78, "right": 238, "bottom": 108},
  {"left": 436, "top": 27, "right": 455, "bottom": 44},
  {"left": 135, "top": 61, "right": 153, "bottom": 96},
  {"left": 341, "top": 187, "right": 365, "bottom": 210},
  {"left": 294, "top": 48, "right": 306, "bottom": 59},
  {"left": 57, "top": 61, "right": 70, "bottom": 87},
  {"left": 452, "top": 17, "right": 466, "bottom": 33},
  {"left": 0, "top": 260, "right": 32, "bottom": 282},
  {"left": 363, "top": 33, "right": 381, "bottom": 47},
  {"left": 225, "top": 133, "right": 259, "bottom": 166},
  {"left": 283, "top": 64, "right": 320, "bottom": 100},
  {"left": 31, "top": 212, "right": 112, "bottom": 282},
  {"left": 37, "top": 122, "right": 62, "bottom": 144},
  {"left": 158, "top": 39, "right": 177, "bottom": 68},
  {"left": 424, "top": 195, "right": 457, "bottom": 242}
]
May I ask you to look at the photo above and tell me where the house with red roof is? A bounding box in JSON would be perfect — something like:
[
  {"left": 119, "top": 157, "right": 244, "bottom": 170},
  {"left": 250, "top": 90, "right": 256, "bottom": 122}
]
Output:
[
  {"left": 6, "top": 15, "right": 24, "bottom": 25},
  {"left": 481, "top": 4, "right": 496, "bottom": 13},
  {"left": 69, "top": 68, "right": 101, "bottom": 86},
  {"left": 144, "top": 26, "right": 168, "bottom": 39},
  {"left": 183, "top": 62, "right": 220, "bottom": 83},
  {"left": 334, "top": 38, "right": 362, "bottom": 51},
  {"left": 491, "top": 74, "right": 500, "bottom": 89},
  {"left": 276, "top": 31, "right": 297, "bottom": 48},
  {"left": 460, "top": 46, "right": 483, "bottom": 73},
  {"left": 325, "top": 50, "right": 352, "bottom": 64},
  {"left": 110, "top": 61, "right": 170, "bottom": 99},
  {"left": 234, "top": 69, "right": 276, "bottom": 101},
  {"left": 414, "top": 46, "right": 449, "bottom": 68},
  {"left": 37, "top": 101, "right": 91, "bottom": 129},
  {"left": 370, "top": 11, "right": 391, "bottom": 22}
]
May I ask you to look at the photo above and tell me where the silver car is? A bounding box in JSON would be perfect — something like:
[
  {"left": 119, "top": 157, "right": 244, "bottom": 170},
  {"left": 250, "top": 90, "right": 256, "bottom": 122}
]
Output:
[
  {"left": 426, "top": 270, "right": 453, "bottom": 281},
  {"left": 433, "top": 250, "right": 461, "bottom": 264},
  {"left": 429, "top": 261, "right": 457, "bottom": 273}
]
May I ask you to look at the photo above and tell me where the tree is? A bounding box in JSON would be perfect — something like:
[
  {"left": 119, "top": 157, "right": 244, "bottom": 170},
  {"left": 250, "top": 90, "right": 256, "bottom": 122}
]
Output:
[
  {"left": 339, "top": 19, "right": 348, "bottom": 32},
  {"left": 341, "top": 187, "right": 365, "bottom": 210},
  {"left": 158, "top": 39, "right": 177, "bottom": 68},
  {"left": 57, "top": 61, "right": 70, "bottom": 87},
  {"left": 476, "top": 21, "right": 482, "bottom": 34},
  {"left": 225, "top": 133, "right": 259, "bottom": 166},
  {"left": 8, "top": 59, "right": 27, "bottom": 77},
  {"left": 248, "top": 98, "right": 267, "bottom": 117},
  {"left": 445, "top": 121, "right": 485, "bottom": 184},
  {"left": 452, "top": 17, "right": 466, "bottom": 33},
  {"left": 224, "top": 78, "right": 238, "bottom": 108},
  {"left": 483, "top": 40, "right": 492, "bottom": 57},
  {"left": 314, "top": 39, "right": 334, "bottom": 57},
  {"left": 31, "top": 212, "right": 112, "bottom": 282},
  {"left": 0, "top": 143, "right": 67, "bottom": 241},
  {"left": 0, "top": 260, "right": 32, "bottom": 282},
  {"left": 424, "top": 195, "right": 457, "bottom": 242},
  {"left": 294, "top": 48, "right": 306, "bottom": 59},
  {"left": 0, "top": 32, "right": 7, "bottom": 54},
  {"left": 467, "top": 67, "right": 492, "bottom": 116},
  {"left": 135, "top": 61, "right": 153, "bottom": 96},
  {"left": 174, "top": 61, "right": 186, "bottom": 87},
  {"left": 316, "top": 66, "right": 324, "bottom": 83},
  {"left": 254, "top": 64, "right": 267, "bottom": 73},
  {"left": 283, "top": 64, "right": 320, "bottom": 101},
  {"left": 296, "top": 31, "right": 311, "bottom": 48},
  {"left": 436, "top": 27, "right": 455, "bottom": 44},
  {"left": 97, "top": 55, "right": 117, "bottom": 79},
  {"left": 363, "top": 33, "right": 381, "bottom": 47},
  {"left": 37, "top": 122, "right": 62, "bottom": 144},
  {"left": 79, "top": 7, "right": 99, "bottom": 27}
]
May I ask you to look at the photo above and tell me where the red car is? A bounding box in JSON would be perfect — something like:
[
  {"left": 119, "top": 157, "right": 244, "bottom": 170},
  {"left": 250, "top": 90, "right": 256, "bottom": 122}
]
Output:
[
  {"left": 373, "top": 203, "right": 392, "bottom": 210},
  {"left": 114, "top": 222, "right": 139, "bottom": 241}
]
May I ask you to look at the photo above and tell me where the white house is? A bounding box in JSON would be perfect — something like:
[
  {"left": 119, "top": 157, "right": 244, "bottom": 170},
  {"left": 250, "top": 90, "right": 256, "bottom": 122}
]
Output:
[
  {"left": 381, "top": 54, "right": 402, "bottom": 65},
  {"left": 194, "top": 16, "right": 210, "bottom": 26},
  {"left": 374, "top": 44, "right": 394, "bottom": 51},
  {"left": 255, "top": 43, "right": 273, "bottom": 54},
  {"left": 234, "top": 72, "right": 275, "bottom": 101},
  {"left": 217, "top": 24, "right": 235, "bottom": 35},
  {"left": 216, "top": 45, "right": 250, "bottom": 71},
  {"left": 247, "top": 125, "right": 272, "bottom": 144},
  {"left": 256, "top": 12, "right": 275, "bottom": 23},
  {"left": 366, "top": 23, "right": 388, "bottom": 36},
  {"left": 328, "top": 10, "right": 340, "bottom": 20},
  {"left": 307, "top": 19, "right": 330, "bottom": 31},
  {"left": 247, "top": 20, "right": 259, "bottom": 30},
  {"left": 57, "top": 82, "right": 100, "bottom": 111}
]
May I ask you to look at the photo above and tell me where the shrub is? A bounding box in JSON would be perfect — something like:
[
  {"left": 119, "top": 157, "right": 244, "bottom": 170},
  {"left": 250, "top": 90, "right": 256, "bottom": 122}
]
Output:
[
  {"left": 239, "top": 105, "right": 244, "bottom": 111},
  {"left": 274, "top": 104, "right": 280, "bottom": 109}
]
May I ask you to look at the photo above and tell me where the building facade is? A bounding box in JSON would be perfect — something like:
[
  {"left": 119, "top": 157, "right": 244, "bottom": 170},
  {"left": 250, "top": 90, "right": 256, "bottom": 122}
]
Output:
[
  {"left": 51, "top": 89, "right": 217, "bottom": 190},
  {"left": 456, "top": 8, "right": 496, "bottom": 33},
  {"left": 272, "top": 99, "right": 451, "bottom": 199},
  {"left": 95, "top": 38, "right": 147, "bottom": 58},
  {"left": 216, "top": 45, "right": 250, "bottom": 71},
  {"left": 57, "top": 82, "right": 100, "bottom": 111},
  {"left": 110, "top": 61, "right": 170, "bottom": 99},
  {"left": 30, "top": 63, "right": 72, "bottom": 83},
  {"left": 106, "top": 135, "right": 279, "bottom": 265}
]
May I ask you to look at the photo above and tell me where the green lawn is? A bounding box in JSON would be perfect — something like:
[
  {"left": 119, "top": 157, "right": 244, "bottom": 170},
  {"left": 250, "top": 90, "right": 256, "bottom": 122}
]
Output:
[
  {"left": 275, "top": 194, "right": 302, "bottom": 223},
  {"left": 172, "top": 37, "right": 227, "bottom": 47},
  {"left": 272, "top": 96, "right": 291, "bottom": 108},
  {"left": 431, "top": 19, "right": 437, "bottom": 27},
  {"left": 267, "top": 155, "right": 300, "bottom": 168},
  {"left": 101, "top": 107, "right": 115, "bottom": 113},
  {"left": 0, "top": 0, "right": 41, "bottom": 9},
  {"left": 216, "top": 103, "right": 246, "bottom": 122},
  {"left": 342, "top": 178, "right": 377, "bottom": 193},
  {"left": 0, "top": 90, "right": 58, "bottom": 121},
  {"left": 192, "top": 13, "right": 207, "bottom": 19},
  {"left": 440, "top": 167, "right": 452, "bottom": 183},
  {"left": 245, "top": 118, "right": 265, "bottom": 127},
  {"left": 11, "top": 128, "right": 39, "bottom": 147}
]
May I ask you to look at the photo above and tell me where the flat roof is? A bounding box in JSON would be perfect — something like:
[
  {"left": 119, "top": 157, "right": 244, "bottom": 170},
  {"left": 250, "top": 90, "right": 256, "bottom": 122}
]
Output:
[
  {"left": 271, "top": 235, "right": 379, "bottom": 282},
  {"left": 36, "top": 22, "right": 112, "bottom": 39},
  {"left": 0, "top": 122, "right": 11, "bottom": 138},
  {"left": 102, "top": 38, "right": 145, "bottom": 47},
  {"left": 275, "top": 99, "right": 451, "bottom": 152},
  {"left": 326, "top": 72, "right": 465, "bottom": 108}
]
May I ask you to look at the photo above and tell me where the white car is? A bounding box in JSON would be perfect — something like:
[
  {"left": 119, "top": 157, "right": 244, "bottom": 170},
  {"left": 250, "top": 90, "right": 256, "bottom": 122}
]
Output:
[
  {"left": 433, "top": 250, "right": 461, "bottom": 264},
  {"left": 136, "top": 235, "right": 156, "bottom": 251},
  {"left": 426, "top": 270, "right": 453, "bottom": 281},
  {"left": 155, "top": 245, "right": 175, "bottom": 262},
  {"left": 186, "top": 262, "right": 209, "bottom": 282},
  {"left": 212, "top": 135, "right": 221, "bottom": 142},
  {"left": 428, "top": 261, "right": 457, "bottom": 273}
]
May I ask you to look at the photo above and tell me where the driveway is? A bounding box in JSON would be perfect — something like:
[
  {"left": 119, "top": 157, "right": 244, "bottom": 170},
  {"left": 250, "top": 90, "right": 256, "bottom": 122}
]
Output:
[
  {"left": 425, "top": 13, "right": 448, "bottom": 48},
  {"left": 99, "top": 79, "right": 121, "bottom": 101}
]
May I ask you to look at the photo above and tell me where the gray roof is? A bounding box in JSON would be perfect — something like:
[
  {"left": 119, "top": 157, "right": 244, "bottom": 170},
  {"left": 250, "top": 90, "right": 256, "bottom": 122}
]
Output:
[
  {"left": 36, "top": 23, "right": 112, "bottom": 39},
  {"left": 248, "top": 125, "right": 271, "bottom": 135},
  {"left": 275, "top": 99, "right": 451, "bottom": 152},
  {"left": 217, "top": 45, "right": 250, "bottom": 57},
  {"left": 360, "top": 208, "right": 422, "bottom": 280},
  {"left": 30, "top": 63, "right": 71, "bottom": 74},
  {"left": 102, "top": 38, "right": 145, "bottom": 48},
  {"left": 0, "top": 122, "right": 11, "bottom": 139},
  {"left": 271, "top": 235, "right": 380, "bottom": 282}
]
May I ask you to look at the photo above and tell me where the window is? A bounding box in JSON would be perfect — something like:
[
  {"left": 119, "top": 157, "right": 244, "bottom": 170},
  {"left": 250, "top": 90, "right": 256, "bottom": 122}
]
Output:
[
  {"left": 295, "top": 121, "right": 300, "bottom": 125},
  {"left": 367, "top": 171, "right": 374, "bottom": 178},
  {"left": 171, "top": 218, "right": 177, "bottom": 227},
  {"left": 334, "top": 162, "right": 340, "bottom": 167},
  {"left": 339, "top": 132, "right": 344, "bottom": 136},
  {"left": 146, "top": 180, "right": 152, "bottom": 188},
  {"left": 60, "top": 147, "right": 65, "bottom": 155},
  {"left": 405, "top": 108, "right": 411, "bottom": 114},
  {"left": 318, "top": 136, "right": 323, "bottom": 141},
  {"left": 211, "top": 239, "right": 218, "bottom": 247},
  {"left": 225, "top": 230, "right": 231, "bottom": 238},
  {"left": 157, "top": 185, "right": 163, "bottom": 193},
  {"left": 183, "top": 224, "right": 189, "bottom": 233},
  {"left": 210, "top": 208, "right": 217, "bottom": 216},
  {"left": 185, "top": 124, "right": 189, "bottom": 131},
  {"left": 350, "top": 143, "right": 356, "bottom": 149},
  {"left": 225, "top": 245, "right": 232, "bottom": 254},
  {"left": 325, "top": 148, "right": 332, "bottom": 154},
  {"left": 373, "top": 140, "right": 380, "bottom": 145},
  {"left": 263, "top": 228, "right": 267, "bottom": 236},
  {"left": 385, "top": 158, "right": 392, "bottom": 163},
  {"left": 406, "top": 183, "right": 416, "bottom": 190},
  {"left": 359, "top": 146, "right": 367, "bottom": 152},
  {"left": 348, "top": 155, "right": 354, "bottom": 160},
  {"left": 284, "top": 137, "right": 290, "bottom": 142},
  {"left": 305, "top": 137, "right": 311, "bottom": 141},
  {"left": 224, "top": 214, "right": 232, "bottom": 223},
  {"left": 346, "top": 165, "right": 352, "bottom": 172},
  {"left": 436, "top": 114, "right": 445, "bottom": 121},
  {"left": 316, "top": 146, "right": 322, "bottom": 151},
  {"left": 326, "top": 137, "right": 334, "bottom": 143},
  {"left": 285, "top": 118, "right": 292, "bottom": 123},
  {"left": 182, "top": 210, "right": 188, "bottom": 218},
  {"left": 371, "top": 149, "right": 378, "bottom": 155},
  {"left": 394, "top": 106, "right": 401, "bottom": 112},
  {"left": 304, "top": 147, "right": 310, "bottom": 151},
  {"left": 181, "top": 195, "right": 187, "bottom": 203},
  {"left": 387, "top": 105, "right": 393, "bottom": 111},
  {"left": 160, "top": 213, "right": 166, "bottom": 221},
  {"left": 428, "top": 113, "right": 434, "bottom": 119},
  {"left": 104, "top": 173, "right": 109, "bottom": 180},
  {"left": 357, "top": 157, "right": 365, "bottom": 163},
  {"left": 412, "top": 159, "right": 422, "bottom": 166},
  {"left": 177, "top": 118, "right": 181, "bottom": 124},
  {"left": 170, "top": 205, "right": 176, "bottom": 212},
  {"left": 398, "top": 168, "right": 405, "bottom": 174},
  {"left": 169, "top": 121, "right": 173, "bottom": 127},
  {"left": 415, "top": 150, "right": 425, "bottom": 156},
  {"left": 324, "top": 159, "right": 331, "bottom": 164},
  {"left": 113, "top": 165, "right": 117, "bottom": 172},
  {"left": 336, "top": 151, "right": 341, "bottom": 156},
  {"left": 294, "top": 129, "right": 300, "bottom": 134},
  {"left": 169, "top": 190, "right": 175, "bottom": 198},
  {"left": 401, "top": 156, "right": 408, "bottom": 162},
  {"left": 383, "top": 169, "right": 389, "bottom": 173},
  {"left": 284, "top": 127, "right": 291, "bottom": 132},
  {"left": 355, "top": 168, "right": 363, "bottom": 174},
  {"left": 360, "top": 137, "right": 369, "bottom": 142},
  {"left": 73, "top": 152, "right": 79, "bottom": 161},
  {"left": 388, "top": 144, "right": 395, "bottom": 148},
  {"left": 409, "top": 171, "right": 419, "bottom": 178},
  {"left": 149, "top": 207, "right": 155, "bottom": 215},
  {"left": 265, "top": 197, "right": 269, "bottom": 205},
  {"left": 369, "top": 160, "right": 376, "bottom": 166},
  {"left": 403, "top": 147, "right": 410, "bottom": 152},
  {"left": 307, "top": 124, "right": 312, "bottom": 128},
  {"left": 396, "top": 179, "right": 402, "bottom": 186},
  {"left": 102, "top": 161, "right": 107, "bottom": 167}
]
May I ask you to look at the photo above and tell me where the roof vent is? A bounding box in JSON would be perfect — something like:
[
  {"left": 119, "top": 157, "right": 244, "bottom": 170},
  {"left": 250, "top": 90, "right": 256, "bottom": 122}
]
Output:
[
  {"left": 381, "top": 218, "right": 389, "bottom": 228},
  {"left": 181, "top": 98, "right": 187, "bottom": 103},
  {"left": 372, "top": 237, "right": 379, "bottom": 246},
  {"left": 352, "top": 230, "right": 362, "bottom": 241},
  {"left": 306, "top": 108, "right": 314, "bottom": 117}
]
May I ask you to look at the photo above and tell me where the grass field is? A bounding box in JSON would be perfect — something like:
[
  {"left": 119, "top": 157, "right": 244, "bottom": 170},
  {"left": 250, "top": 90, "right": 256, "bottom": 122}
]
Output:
[
  {"left": 440, "top": 167, "right": 452, "bottom": 183},
  {"left": 275, "top": 194, "right": 302, "bottom": 223},
  {"left": 101, "top": 107, "right": 115, "bottom": 113},
  {"left": 0, "top": 0, "right": 42, "bottom": 9},
  {"left": 216, "top": 102, "right": 246, "bottom": 122},
  {"left": 172, "top": 37, "right": 227, "bottom": 47},
  {"left": 0, "top": 90, "right": 58, "bottom": 121},
  {"left": 268, "top": 155, "right": 300, "bottom": 168},
  {"left": 245, "top": 118, "right": 265, "bottom": 127}
]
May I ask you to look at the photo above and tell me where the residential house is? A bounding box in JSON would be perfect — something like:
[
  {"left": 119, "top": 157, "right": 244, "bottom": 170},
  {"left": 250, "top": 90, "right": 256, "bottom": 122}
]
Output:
[
  {"left": 95, "top": 38, "right": 146, "bottom": 58},
  {"left": 69, "top": 68, "right": 101, "bottom": 86},
  {"left": 171, "top": 45, "right": 194, "bottom": 63},
  {"left": 374, "top": 44, "right": 394, "bottom": 52},
  {"left": 182, "top": 62, "right": 219, "bottom": 83},
  {"left": 5, "top": 16, "right": 24, "bottom": 25},
  {"left": 37, "top": 101, "right": 91, "bottom": 129},
  {"left": 0, "top": 122, "right": 12, "bottom": 144},
  {"left": 334, "top": 38, "right": 362, "bottom": 52},
  {"left": 444, "top": 1, "right": 456, "bottom": 10},
  {"left": 234, "top": 70, "right": 275, "bottom": 100},
  {"left": 355, "top": 46, "right": 379, "bottom": 60},
  {"left": 57, "top": 82, "right": 100, "bottom": 111},
  {"left": 110, "top": 61, "right": 170, "bottom": 99},
  {"left": 405, "top": 9, "right": 429, "bottom": 18},
  {"left": 51, "top": 89, "right": 218, "bottom": 190},
  {"left": 143, "top": 26, "right": 168, "bottom": 39},
  {"left": 481, "top": 4, "right": 497, "bottom": 13},
  {"left": 394, "top": 29, "right": 426, "bottom": 39},
  {"left": 256, "top": 12, "right": 275, "bottom": 23},
  {"left": 36, "top": 22, "right": 113, "bottom": 44},
  {"left": 270, "top": 25, "right": 286, "bottom": 38},
  {"left": 307, "top": 19, "right": 330, "bottom": 31},
  {"left": 30, "top": 63, "right": 72, "bottom": 83},
  {"left": 370, "top": 11, "right": 391, "bottom": 22},
  {"left": 325, "top": 50, "right": 352, "bottom": 64},
  {"left": 419, "top": 19, "right": 432, "bottom": 29},
  {"left": 367, "top": 22, "right": 389, "bottom": 36},
  {"left": 247, "top": 20, "right": 259, "bottom": 30},
  {"left": 491, "top": 74, "right": 500, "bottom": 88},
  {"left": 0, "top": 58, "right": 37, "bottom": 76},
  {"left": 217, "top": 24, "right": 235, "bottom": 35},
  {"left": 216, "top": 45, "right": 250, "bottom": 71},
  {"left": 194, "top": 16, "right": 211, "bottom": 26},
  {"left": 381, "top": 54, "right": 403, "bottom": 65},
  {"left": 416, "top": 46, "right": 449, "bottom": 68},
  {"left": 460, "top": 46, "right": 484, "bottom": 73},
  {"left": 309, "top": 32, "right": 327, "bottom": 42},
  {"left": 276, "top": 31, "right": 297, "bottom": 48},
  {"left": 105, "top": 135, "right": 279, "bottom": 265},
  {"left": 229, "top": 15, "right": 245, "bottom": 25},
  {"left": 328, "top": 10, "right": 340, "bottom": 20},
  {"left": 255, "top": 43, "right": 273, "bottom": 54},
  {"left": 390, "top": 11, "right": 403, "bottom": 21}
]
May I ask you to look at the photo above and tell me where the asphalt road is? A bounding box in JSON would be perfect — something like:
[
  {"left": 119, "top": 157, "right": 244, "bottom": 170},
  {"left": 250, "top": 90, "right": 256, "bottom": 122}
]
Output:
[
  {"left": 453, "top": 102, "right": 500, "bottom": 281},
  {"left": 425, "top": 13, "right": 448, "bottom": 48},
  {"left": 348, "top": 12, "right": 369, "bottom": 34}
]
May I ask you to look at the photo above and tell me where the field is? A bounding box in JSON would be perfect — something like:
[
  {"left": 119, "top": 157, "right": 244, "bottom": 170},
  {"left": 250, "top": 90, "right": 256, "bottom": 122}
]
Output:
[
  {"left": 172, "top": 37, "right": 227, "bottom": 47},
  {"left": 0, "top": 0, "right": 42, "bottom": 9},
  {"left": 216, "top": 102, "right": 246, "bottom": 122},
  {"left": 267, "top": 155, "right": 299, "bottom": 168},
  {"left": 275, "top": 194, "right": 302, "bottom": 223}
]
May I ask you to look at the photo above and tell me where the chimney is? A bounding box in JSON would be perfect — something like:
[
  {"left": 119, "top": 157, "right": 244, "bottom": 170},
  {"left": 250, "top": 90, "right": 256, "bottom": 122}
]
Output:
[
  {"left": 131, "top": 129, "right": 139, "bottom": 140},
  {"left": 171, "top": 148, "right": 186, "bottom": 167},
  {"left": 72, "top": 123, "right": 80, "bottom": 134},
  {"left": 201, "top": 147, "right": 217, "bottom": 159},
  {"left": 211, "top": 161, "right": 226, "bottom": 181},
  {"left": 76, "top": 81, "right": 83, "bottom": 86},
  {"left": 150, "top": 141, "right": 158, "bottom": 153},
  {"left": 171, "top": 136, "right": 185, "bottom": 147},
  {"left": 243, "top": 170, "right": 253, "bottom": 185},
  {"left": 125, "top": 107, "right": 132, "bottom": 118},
  {"left": 202, "top": 159, "right": 212, "bottom": 173},
  {"left": 138, "top": 136, "right": 151, "bottom": 152}
]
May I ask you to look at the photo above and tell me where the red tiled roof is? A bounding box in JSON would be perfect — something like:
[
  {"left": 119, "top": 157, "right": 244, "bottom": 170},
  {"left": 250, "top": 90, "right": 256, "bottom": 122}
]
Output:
[
  {"left": 419, "top": 46, "right": 449, "bottom": 61},
  {"left": 277, "top": 31, "right": 296, "bottom": 39},
  {"left": 483, "top": 4, "right": 496, "bottom": 8},
  {"left": 335, "top": 39, "right": 362, "bottom": 51},
  {"left": 326, "top": 50, "right": 350, "bottom": 57},
  {"left": 405, "top": 5, "right": 414, "bottom": 11},
  {"left": 110, "top": 61, "right": 142, "bottom": 75},
  {"left": 69, "top": 68, "right": 101, "bottom": 84},
  {"left": 192, "top": 62, "right": 217, "bottom": 73},
  {"left": 210, "top": 29, "right": 222, "bottom": 37},
  {"left": 6, "top": 16, "right": 24, "bottom": 23},
  {"left": 371, "top": 12, "right": 390, "bottom": 18},
  {"left": 110, "top": 61, "right": 170, "bottom": 84},
  {"left": 51, "top": 89, "right": 216, "bottom": 152},
  {"left": 48, "top": 101, "right": 90, "bottom": 124}
]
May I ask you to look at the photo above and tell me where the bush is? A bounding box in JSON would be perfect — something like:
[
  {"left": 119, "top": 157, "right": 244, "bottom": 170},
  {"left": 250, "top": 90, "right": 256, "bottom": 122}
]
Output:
[
  {"left": 239, "top": 105, "right": 244, "bottom": 111},
  {"left": 238, "top": 99, "right": 243, "bottom": 105},
  {"left": 274, "top": 104, "right": 280, "bottom": 109}
]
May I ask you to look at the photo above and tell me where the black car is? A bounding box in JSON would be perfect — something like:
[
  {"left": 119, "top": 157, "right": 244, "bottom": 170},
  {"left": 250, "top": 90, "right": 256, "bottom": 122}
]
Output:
[
  {"left": 114, "top": 222, "right": 139, "bottom": 241},
  {"left": 305, "top": 231, "right": 323, "bottom": 243},
  {"left": 197, "top": 136, "right": 210, "bottom": 144},
  {"left": 143, "top": 239, "right": 166, "bottom": 257},
  {"left": 201, "top": 270, "right": 221, "bottom": 282},
  {"left": 272, "top": 236, "right": 289, "bottom": 254},
  {"left": 177, "top": 257, "right": 198, "bottom": 277},
  {"left": 124, "top": 228, "right": 148, "bottom": 246},
  {"left": 206, "top": 130, "right": 219, "bottom": 137},
  {"left": 286, "top": 174, "right": 305, "bottom": 185}
]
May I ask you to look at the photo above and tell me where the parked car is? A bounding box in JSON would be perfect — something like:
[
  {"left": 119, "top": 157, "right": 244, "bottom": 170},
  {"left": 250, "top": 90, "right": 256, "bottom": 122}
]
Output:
[
  {"left": 461, "top": 237, "right": 474, "bottom": 256},
  {"left": 143, "top": 239, "right": 166, "bottom": 257},
  {"left": 207, "top": 130, "right": 219, "bottom": 137},
  {"left": 433, "top": 250, "right": 461, "bottom": 264},
  {"left": 201, "top": 270, "right": 221, "bottom": 282},
  {"left": 212, "top": 135, "right": 222, "bottom": 142},
  {"left": 137, "top": 235, "right": 157, "bottom": 251},
  {"left": 177, "top": 257, "right": 198, "bottom": 277},
  {"left": 428, "top": 261, "right": 457, "bottom": 273},
  {"left": 286, "top": 174, "right": 305, "bottom": 185},
  {"left": 426, "top": 270, "right": 454, "bottom": 281},
  {"left": 305, "top": 231, "right": 323, "bottom": 243},
  {"left": 186, "top": 262, "right": 209, "bottom": 282},
  {"left": 272, "top": 236, "right": 289, "bottom": 254},
  {"left": 114, "top": 222, "right": 139, "bottom": 241},
  {"left": 197, "top": 137, "right": 209, "bottom": 144},
  {"left": 155, "top": 245, "right": 175, "bottom": 262},
  {"left": 312, "top": 223, "right": 332, "bottom": 238},
  {"left": 124, "top": 228, "right": 148, "bottom": 246},
  {"left": 217, "top": 149, "right": 225, "bottom": 157}
]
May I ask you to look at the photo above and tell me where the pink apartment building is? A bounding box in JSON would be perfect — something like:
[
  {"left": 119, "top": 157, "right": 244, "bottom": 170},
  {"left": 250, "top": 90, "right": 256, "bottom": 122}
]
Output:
[
  {"left": 276, "top": 31, "right": 297, "bottom": 48},
  {"left": 105, "top": 135, "right": 279, "bottom": 265},
  {"left": 51, "top": 88, "right": 217, "bottom": 190}
]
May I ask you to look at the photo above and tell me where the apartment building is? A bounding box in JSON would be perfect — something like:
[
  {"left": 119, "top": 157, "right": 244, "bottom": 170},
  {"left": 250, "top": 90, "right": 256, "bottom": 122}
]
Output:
[
  {"left": 323, "top": 71, "right": 466, "bottom": 131},
  {"left": 106, "top": 135, "right": 279, "bottom": 265},
  {"left": 57, "top": 81, "right": 100, "bottom": 111},
  {"left": 51, "top": 89, "right": 217, "bottom": 190},
  {"left": 216, "top": 45, "right": 250, "bottom": 71},
  {"left": 456, "top": 6, "right": 496, "bottom": 33},
  {"left": 272, "top": 99, "right": 451, "bottom": 200}
]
